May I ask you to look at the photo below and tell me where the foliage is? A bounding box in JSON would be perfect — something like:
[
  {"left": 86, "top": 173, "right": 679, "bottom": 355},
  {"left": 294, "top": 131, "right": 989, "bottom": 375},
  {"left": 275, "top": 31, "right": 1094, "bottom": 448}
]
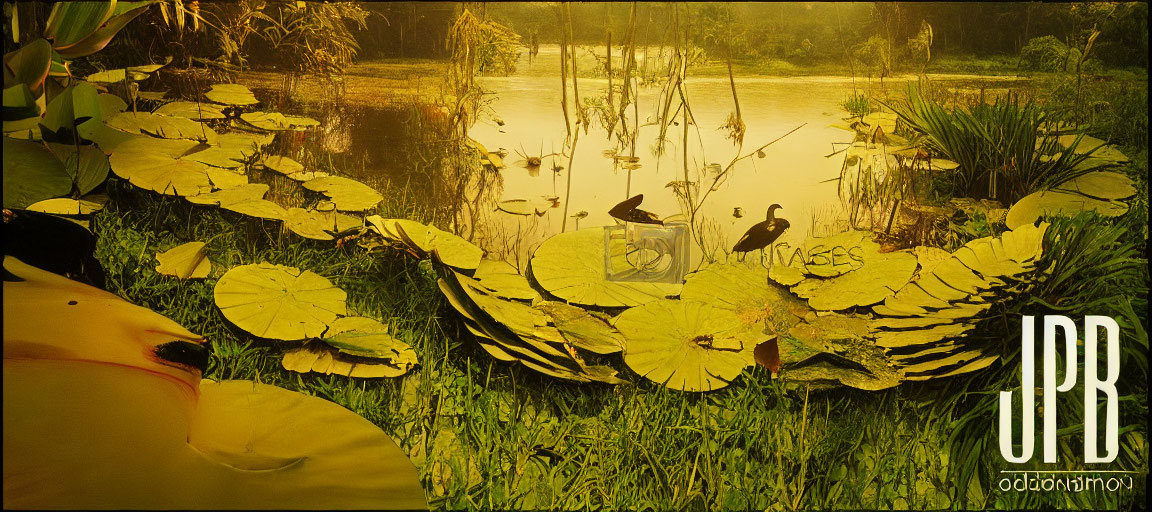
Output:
[
  {"left": 851, "top": 35, "right": 891, "bottom": 79},
  {"left": 1020, "top": 35, "right": 1076, "bottom": 72},
  {"left": 840, "top": 92, "right": 871, "bottom": 117}
]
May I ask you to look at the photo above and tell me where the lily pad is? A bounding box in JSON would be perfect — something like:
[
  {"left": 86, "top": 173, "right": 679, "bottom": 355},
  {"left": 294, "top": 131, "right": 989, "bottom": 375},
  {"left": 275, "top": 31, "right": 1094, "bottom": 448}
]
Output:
[
  {"left": 792, "top": 248, "right": 916, "bottom": 311},
  {"left": 182, "top": 131, "right": 275, "bottom": 169},
  {"left": 1006, "top": 190, "right": 1127, "bottom": 230},
  {"left": 394, "top": 221, "right": 483, "bottom": 271},
  {"left": 214, "top": 262, "right": 347, "bottom": 341},
  {"left": 322, "top": 316, "right": 418, "bottom": 369},
  {"left": 186, "top": 183, "right": 286, "bottom": 220},
  {"left": 153, "top": 101, "right": 227, "bottom": 121},
  {"left": 206, "top": 167, "right": 249, "bottom": 189},
  {"left": 285, "top": 208, "right": 362, "bottom": 240},
  {"left": 680, "top": 262, "right": 810, "bottom": 340},
  {"left": 155, "top": 241, "right": 211, "bottom": 279},
  {"left": 109, "top": 138, "right": 211, "bottom": 197},
  {"left": 498, "top": 199, "right": 546, "bottom": 216},
  {"left": 615, "top": 299, "right": 761, "bottom": 391},
  {"left": 105, "top": 111, "right": 217, "bottom": 143},
  {"left": 26, "top": 197, "right": 104, "bottom": 215},
  {"left": 533, "top": 301, "right": 625, "bottom": 354},
  {"left": 768, "top": 264, "right": 805, "bottom": 286},
  {"left": 1052, "top": 171, "right": 1135, "bottom": 201},
  {"left": 912, "top": 246, "right": 951, "bottom": 274},
  {"left": 302, "top": 176, "right": 383, "bottom": 212},
  {"left": 240, "top": 112, "right": 320, "bottom": 131},
  {"left": 2, "top": 138, "right": 72, "bottom": 208},
  {"left": 262, "top": 155, "right": 305, "bottom": 175},
  {"left": 530, "top": 227, "right": 681, "bottom": 308},
  {"left": 471, "top": 259, "right": 540, "bottom": 301},
  {"left": 282, "top": 341, "right": 412, "bottom": 378},
  {"left": 205, "top": 84, "right": 258, "bottom": 106},
  {"left": 96, "top": 93, "right": 127, "bottom": 117}
]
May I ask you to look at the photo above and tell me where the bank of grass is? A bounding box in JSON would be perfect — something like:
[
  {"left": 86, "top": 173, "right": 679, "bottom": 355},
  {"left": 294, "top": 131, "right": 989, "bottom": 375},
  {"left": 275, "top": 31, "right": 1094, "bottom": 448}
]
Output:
[{"left": 89, "top": 172, "right": 1146, "bottom": 510}]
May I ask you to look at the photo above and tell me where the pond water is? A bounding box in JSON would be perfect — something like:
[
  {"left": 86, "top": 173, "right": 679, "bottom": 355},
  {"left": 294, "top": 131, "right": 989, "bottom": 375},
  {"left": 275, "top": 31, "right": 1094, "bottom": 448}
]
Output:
[{"left": 262, "top": 45, "right": 1032, "bottom": 266}]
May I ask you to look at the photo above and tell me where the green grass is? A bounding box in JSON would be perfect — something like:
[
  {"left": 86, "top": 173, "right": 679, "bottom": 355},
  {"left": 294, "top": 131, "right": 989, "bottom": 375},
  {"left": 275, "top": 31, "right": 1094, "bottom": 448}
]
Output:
[{"left": 86, "top": 165, "right": 1147, "bottom": 510}]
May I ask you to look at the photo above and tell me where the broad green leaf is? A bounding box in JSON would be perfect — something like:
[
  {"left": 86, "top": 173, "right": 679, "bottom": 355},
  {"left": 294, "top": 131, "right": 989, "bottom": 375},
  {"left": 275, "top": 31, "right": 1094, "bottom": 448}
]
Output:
[
  {"left": 214, "top": 262, "right": 347, "bottom": 341},
  {"left": 183, "top": 131, "right": 274, "bottom": 169},
  {"left": 615, "top": 299, "right": 761, "bottom": 392},
  {"left": 471, "top": 259, "right": 539, "bottom": 301},
  {"left": 205, "top": 167, "right": 248, "bottom": 189},
  {"left": 3, "top": 84, "right": 40, "bottom": 120},
  {"left": 205, "top": 84, "right": 258, "bottom": 106},
  {"left": 792, "top": 248, "right": 916, "bottom": 311},
  {"left": 108, "top": 137, "right": 210, "bottom": 196},
  {"left": 3, "top": 38, "right": 52, "bottom": 95},
  {"left": 96, "top": 93, "right": 127, "bottom": 117},
  {"left": 529, "top": 227, "right": 681, "bottom": 308},
  {"left": 152, "top": 100, "right": 226, "bottom": 120},
  {"left": 53, "top": 2, "right": 155, "bottom": 59},
  {"left": 302, "top": 176, "right": 383, "bottom": 212},
  {"left": 681, "top": 261, "right": 810, "bottom": 340},
  {"left": 1053, "top": 171, "right": 1136, "bottom": 201},
  {"left": 2, "top": 138, "right": 72, "bottom": 208},
  {"left": 105, "top": 111, "right": 217, "bottom": 143},
  {"left": 1006, "top": 190, "right": 1127, "bottom": 230},
  {"left": 262, "top": 155, "right": 304, "bottom": 175},
  {"left": 44, "top": 1, "right": 115, "bottom": 48},
  {"left": 394, "top": 221, "right": 483, "bottom": 271},
  {"left": 39, "top": 82, "right": 101, "bottom": 144},
  {"left": 47, "top": 142, "right": 109, "bottom": 195},
  {"left": 186, "top": 183, "right": 286, "bottom": 220},
  {"left": 155, "top": 241, "right": 211, "bottom": 279},
  {"left": 285, "top": 207, "right": 362, "bottom": 240},
  {"left": 322, "top": 317, "right": 418, "bottom": 373}
]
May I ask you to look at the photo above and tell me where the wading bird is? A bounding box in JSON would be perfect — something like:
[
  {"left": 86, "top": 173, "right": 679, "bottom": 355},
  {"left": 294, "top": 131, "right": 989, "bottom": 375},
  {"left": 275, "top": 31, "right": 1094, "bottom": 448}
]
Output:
[{"left": 732, "top": 204, "right": 789, "bottom": 265}]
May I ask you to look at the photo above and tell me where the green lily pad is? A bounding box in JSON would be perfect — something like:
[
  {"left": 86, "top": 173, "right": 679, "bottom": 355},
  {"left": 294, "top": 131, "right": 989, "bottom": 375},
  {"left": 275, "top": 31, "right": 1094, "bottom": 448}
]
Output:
[
  {"left": 615, "top": 299, "right": 761, "bottom": 391},
  {"left": 155, "top": 241, "right": 211, "bottom": 279},
  {"left": 183, "top": 131, "right": 275, "bottom": 169},
  {"left": 3, "top": 138, "right": 74, "bottom": 208},
  {"left": 262, "top": 155, "right": 304, "bottom": 175},
  {"left": 302, "top": 176, "right": 383, "bottom": 212},
  {"left": 498, "top": 199, "right": 546, "bottom": 216},
  {"left": 471, "top": 259, "right": 539, "bottom": 301},
  {"left": 26, "top": 197, "right": 104, "bottom": 215},
  {"left": 322, "top": 316, "right": 418, "bottom": 372},
  {"left": 108, "top": 137, "right": 211, "bottom": 197},
  {"left": 205, "top": 167, "right": 248, "bottom": 189},
  {"left": 240, "top": 112, "right": 320, "bottom": 131},
  {"left": 214, "top": 262, "right": 347, "bottom": 341},
  {"left": 530, "top": 227, "right": 681, "bottom": 308},
  {"left": 186, "top": 183, "right": 286, "bottom": 220},
  {"left": 47, "top": 142, "right": 109, "bottom": 195},
  {"left": 153, "top": 101, "right": 227, "bottom": 121},
  {"left": 205, "top": 84, "right": 258, "bottom": 106},
  {"left": 681, "top": 262, "right": 810, "bottom": 339},
  {"left": 1006, "top": 190, "right": 1127, "bottom": 230},
  {"left": 533, "top": 301, "right": 625, "bottom": 354},
  {"left": 105, "top": 111, "right": 217, "bottom": 144},
  {"left": 1052, "top": 171, "right": 1135, "bottom": 201},
  {"left": 285, "top": 207, "right": 362, "bottom": 240},
  {"left": 768, "top": 264, "right": 805, "bottom": 286},
  {"left": 792, "top": 248, "right": 917, "bottom": 311}
]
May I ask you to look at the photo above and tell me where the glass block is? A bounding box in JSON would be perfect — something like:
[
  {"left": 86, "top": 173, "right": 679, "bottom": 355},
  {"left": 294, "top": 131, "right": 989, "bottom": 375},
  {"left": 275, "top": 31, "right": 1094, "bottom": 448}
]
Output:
[{"left": 603, "top": 221, "right": 690, "bottom": 284}]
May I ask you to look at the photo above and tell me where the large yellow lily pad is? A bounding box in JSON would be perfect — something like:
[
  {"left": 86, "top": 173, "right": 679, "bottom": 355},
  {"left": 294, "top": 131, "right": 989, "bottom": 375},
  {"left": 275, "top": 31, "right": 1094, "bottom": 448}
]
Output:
[
  {"left": 285, "top": 208, "right": 362, "bottom": 240},
  {"left": 205, "top": 84, "right": 258, "bottom": 106},
  {"left": 155, "top": 241, "right": 211, "bottom": 279},
  {"left": 302, "top": 176, "right": 383, "bottom": 212},
  {"left": 108, "top": 137, "right": 212, "bottom": 197},
  {"left": 214, "top": 263, "right": 347, "bottom": 341}
]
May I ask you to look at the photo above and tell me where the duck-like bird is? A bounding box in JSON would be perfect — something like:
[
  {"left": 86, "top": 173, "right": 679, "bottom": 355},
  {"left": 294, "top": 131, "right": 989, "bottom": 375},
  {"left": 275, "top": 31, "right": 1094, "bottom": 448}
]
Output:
[
  {"left": 609, "top": 194, "right": 662, "bottom": 225},
  {"left": 732, "top": 204, "right": 789, "bottom": 262}
]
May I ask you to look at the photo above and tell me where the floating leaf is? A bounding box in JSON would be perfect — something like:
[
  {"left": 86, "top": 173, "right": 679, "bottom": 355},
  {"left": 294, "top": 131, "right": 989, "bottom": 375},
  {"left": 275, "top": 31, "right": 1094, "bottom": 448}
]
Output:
[
  {"left": 471, "top": 259, "right": 539, "bottom": 301},
  {"left": 153, "top": 100, "right": 227, "bottom": 121},
  {"left": 1052, "top": 171, "right": 1135, "bottom": 201},
  {"left": 302, "top": 176, "right": 383, "bottom": 212},
  {"left": 85, "top": 67, "right": 150, "bottom": 83},
  {"left": 186, "top": 183, "right": 286, "bottom": 220},
  {"left": 912, "top": 245, "right": 951, "bottom": 274},
  {"left": 322, "top": 317, "right": 418, "bottom": 372},
  {"left": 105, "top": 111, "right": 217, "bottom": 143},
  {"left": 1005, "top": 190, "right": 1127, "bottom": 230},
  {"left": 262, "top": 155, "right": 304, "bottom": 175},
  {"left": 285, "top": 207, "right": 362, "bottom": 240},
  {"left": 681, "top": 262, "right": 809, "bottom": 340},
  {"left": 498, "top": 199, "right": 545, "bottom": 216},
  {"left": 108, "top": 137, "right": 211, "bottom": 197},
  {"left": 768, "top": 264, "right": 805, "bottom": 286},
  {"left": 214, "top": 262, "right": 347, "bottom": 341},
  {"left": 155, "top": 241, "right": 211, "bottom": 279},
  {"left": 286, "top": 170, "right": 330, "bottom": 182},
  {"left": 615, "top": 300, "right": 761, "bottom": 392},
  {"left": 3, "top": 137, "right": 72, "bottom": 208},
  {"left": 183, "top": 131, "right": 274, "bottom": 169},
  {"left": 792, "top": 247, "right": 916, "bottom": 311},
  {"left": 530, "top": 227, "right": 681, "bottom": 307},
  {"left": 534, "top": 301, "right": 625, "bottom": 354},
  {"left": 393, "top": 221, "right": 483, "bottom": 271},
  {"left": 205, "top": 83, "right": 258, "bottom": 106},
  {"left": 26, "top": 197, "right": 103, "bottom": 215},
  {"left": 240, "top": 112, "right": 319, "bottom": 131},
  {"left": 282, "top": 341, "right": 412, "bottom": 378},
  {"left": 206, "top": 167, "right": 248, "bottom": 189}
]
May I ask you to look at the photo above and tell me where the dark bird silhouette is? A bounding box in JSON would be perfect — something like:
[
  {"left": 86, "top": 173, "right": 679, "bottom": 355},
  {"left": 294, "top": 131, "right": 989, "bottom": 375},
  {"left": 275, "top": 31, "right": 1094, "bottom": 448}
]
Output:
[
  {"left": 732, "top": 204, "right": 789, "bottom": 261},
  {"left": 609, "top": 194, "right": 662, "bottom": 225}
]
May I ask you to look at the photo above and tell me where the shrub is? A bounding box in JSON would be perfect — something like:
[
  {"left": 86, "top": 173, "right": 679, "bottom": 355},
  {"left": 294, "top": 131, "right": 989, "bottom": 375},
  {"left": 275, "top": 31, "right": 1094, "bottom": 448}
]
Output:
[{"left": 1020, "top": 35, "right": 1076, "bottom": 72}]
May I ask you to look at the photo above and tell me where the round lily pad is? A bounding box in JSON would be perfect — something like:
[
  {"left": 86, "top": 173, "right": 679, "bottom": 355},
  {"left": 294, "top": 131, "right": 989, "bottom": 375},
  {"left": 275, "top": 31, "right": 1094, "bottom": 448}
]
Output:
[
  {"left": 801, "top": 230, "right": 871, "bottom": 277},
  {"left": 681, "top": 262, "right": 809, "bottom": 339},
  {"left": 615, "top": 299, "right": 761, "bottom": 391},
  {"left": 153, "top": 101, "right": 227, "bottom": 121},
  {"left": 472, "top": 259, "right": 540, "bottom": 301},
  {"left": 26, "top": 197, "right": 104, "bottom": 215},
  {"left": 533, "top": 301, "right": 625, "bottom": 354},
  {"left": 395, "top": 222, "right": 483, "bottom": 271},
  {"left": 108, "top": 137, "right": 212, "bottom": 197},
  {"left": 530, "top": 227, "right": 681, "bottom": 308},
  {"left": 497, "top": 199, "right": 546, "bottom": 216},
  {"left": 183, "top": 131, "right": 276, "bottom": 169},
  {"left": 302, "top": 176, "right": 383, "bottom": 212},
  {"left": 241, "top": 112, "right": 320, "bottom": 131},
  {"left": 206, "top": 167, "right": 249, "bottom": 189},
  {"left": 214, "top": 262, "right": 347, "bottom": 341},
  {"left": 155, "top": 241, "right": 211, "bottom": 279},
  {"left": 1052, "top": 171, "right": 1135, "bottom": 201},
  {"left": 792, "top": 249, "right": 917, "bottom": 311},
  {"left": 205, "top": 84, "right": 258, "bottom": 106},
  {"left": 105, "top": 111, "right": 217, "bottom": 144},
  {"left": 1006, "top": 190, "right": 1127, "bottom": 230},
  {"left": 186, "top": 183, "right": 286, "bottom": 220},
  {"left": 262, "top": 156, "right": 304, "bottom": 175},
  {"left": 285, "top": 208, "right": 362, "bottom": 240}
]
